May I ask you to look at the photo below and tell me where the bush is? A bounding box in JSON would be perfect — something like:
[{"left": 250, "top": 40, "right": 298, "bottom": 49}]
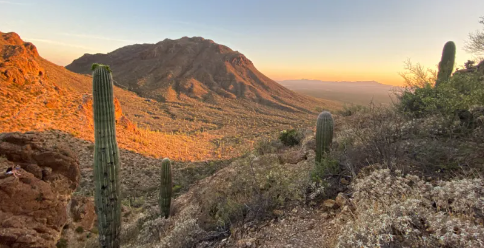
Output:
[
  {"left": 336, "top": 104, "right": 368, "bottom": 117},
  {"left": 337, "top": 169, "right": 484, "bottom": 248},
  {"left": 56, "top": 238, "right": 68, "bottom": 248},
  {"left": 195, "top": 154, "right": 311, "bottom": 229},
  {"left": 278, "top": 129, "right": 303, "bottom": 146},
  {"left": 75, "top": 226, "right": 84, "bottom": 233},
  {"left": 397, "top": 72, "right": 484, "bottom": 120},
  {"left": 255, "top": 138, "right": 282, "bottom": 155}
]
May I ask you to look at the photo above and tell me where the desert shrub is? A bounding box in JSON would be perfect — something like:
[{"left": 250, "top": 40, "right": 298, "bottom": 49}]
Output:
[
  {"left": 255, "top": 138, "right": 283, "bottom": 155},
  {"left": 55, "top": 238, "right": 68, "bottom": 248},
  {"left": 278, "top": 129, "right": 303, "bottom": 146},
  {"left": 75, "top": 226, "right": 84, "bottom": 233},
  {"left": 397, "top": 72, "right": 484, "bottom": 121},
  {"left": 337, "top": 169, "right": 484, "bottom": 248},
  {"left": 334, "top": 106, "right": 411, "bottom": 175},
  {"left": 132, "top": 205, "right": 204, "bottom": 248},
  {"left": 336, "top": 104, "right": 369, "bottom": 117},
  {"left": 196, "top": 154, "right": 312, "bottom": 229},
  {"left": 311, "top": 156, "right": 340, "bottom": 183}
]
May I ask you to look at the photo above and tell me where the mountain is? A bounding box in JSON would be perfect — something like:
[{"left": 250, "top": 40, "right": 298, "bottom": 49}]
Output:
[
  {"left": 1, "top": 31, "right": 339, "bottom": 161},
  {"left": 65, "top": 36, "right": 323, "bottom": 112},
  {"left": 279, "top": 79, "right": 401, "bottom": 105},
  {"left": 0, "top": 31, "right": 229, "bottom": 160}
]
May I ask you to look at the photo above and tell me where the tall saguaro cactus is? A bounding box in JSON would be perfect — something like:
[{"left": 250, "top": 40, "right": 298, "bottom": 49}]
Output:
[
  {"left": 159, "top": 158, "right": 172, "bottom": 218},
  {"left": 315, "top": 111, "right": 334, "bottom": 164},
  {"left": 436, "top": 41, "right": 456, "bottom": 86},
  {"left": 92, "top": 63, "right": 121, "bottom": 248}
]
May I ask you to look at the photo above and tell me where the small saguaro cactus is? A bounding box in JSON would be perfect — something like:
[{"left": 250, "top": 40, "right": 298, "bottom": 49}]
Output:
[
  {"left": 436, "top": 41, "right": 456, "bottom": 86},
  {"left": 315, "top": 111, "right": 334, "bottom": 164},
  {"left": 92, "top": 63, "right": 121, "bottom": 248},
  {"left": 159, "top": 158, "right": 172, "bottom": 219}
]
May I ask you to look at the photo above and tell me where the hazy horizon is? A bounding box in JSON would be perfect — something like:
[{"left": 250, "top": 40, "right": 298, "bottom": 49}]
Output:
[{"left": 1, "top": 0, "right": 483, "bottom": 86}]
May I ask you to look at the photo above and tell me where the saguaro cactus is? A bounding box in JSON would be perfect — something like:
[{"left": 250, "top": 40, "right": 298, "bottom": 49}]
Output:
[
  {"left": 436, "top": 41, "right": 456, "bottom": 86},
  {"left": 92, "top": 63, "right": 121, "bottom": 248},
  {"left": 315, "top": 111, "right": 334, "bottom": 164},
  {"left": 159, "top": 158, "right": 172, "bottom": 218}
]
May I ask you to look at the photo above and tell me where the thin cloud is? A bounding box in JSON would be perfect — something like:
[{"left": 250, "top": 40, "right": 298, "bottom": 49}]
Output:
[
  {"left": 25, "top": 38, "right": 95, "bottom": 51},
  {"left": 171, "top": 21, "right": 242, "bottom": 37},
  {"left": 0, "top": 1, "right": 32, "bottom": 5},
  {"left": 62, "top": 33, "right": 142, "bottom": 43}
]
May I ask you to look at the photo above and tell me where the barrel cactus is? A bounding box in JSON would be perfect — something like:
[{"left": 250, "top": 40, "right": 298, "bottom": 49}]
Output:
[
  {"left": 315, "top": 111, "right": 334, "bottom": 164},
  {"left": 92, "top": 63, "right": 121, "bottom": 248},
  {"left": 159, "top": 158, "right": 172, "bottom": 218},
  {"left": 436, "top": 41, "right": 456, "bottom": 86}
]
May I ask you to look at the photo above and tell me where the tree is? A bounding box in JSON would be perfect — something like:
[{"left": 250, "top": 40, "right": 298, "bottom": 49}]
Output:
[
  {"left": 464, "top": 60, "right": 475, "bottom": 69},
  {"left": 464, "top": 17, "right": 484, "bottom": 56},
  {"left": 398, "top": 59, "right": 437, "bottom": 88}
]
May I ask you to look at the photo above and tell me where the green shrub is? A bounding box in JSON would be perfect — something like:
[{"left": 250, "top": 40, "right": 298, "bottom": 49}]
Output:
[
  {"left": 278, "top": 129, "right": 302, "bottom": 146},
  {"left": 311, "top": 156, "right": 340, "bottom": 183},
  {"left": 56, "top": 238, "right": 68, "bottom": 248},
  {"left": 75, "top": 226, "right": 84, "bottom": 233},
  {"left": 397, "top": 72, "right": 484, "bottom": 119},
  {"left": 336, "top": 104, "right": 368, "bottom": 117}
]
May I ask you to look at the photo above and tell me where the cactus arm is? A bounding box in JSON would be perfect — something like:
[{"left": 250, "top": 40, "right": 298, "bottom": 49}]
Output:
[{"left": 92, "top": 64, "right": 121, "bottom": 248}]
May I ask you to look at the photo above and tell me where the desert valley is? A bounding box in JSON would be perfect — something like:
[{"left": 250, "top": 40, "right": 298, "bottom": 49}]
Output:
[{"left": 1, "top": 2, "right": 484, "bottom": 248}]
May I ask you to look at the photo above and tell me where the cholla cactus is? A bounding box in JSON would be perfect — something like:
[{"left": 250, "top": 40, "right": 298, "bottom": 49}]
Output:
[
  {"left": 315, "top": 111, "right": 334, "bottom": 164},
  {"left": 92, "top": 63, "right": 121, "bottom": 248},
  {"left": 160, "top": 158, "right": 172, "bottom": 218},
  {"left": 436, "top": 41, "right": 456, "bottom": 86}
]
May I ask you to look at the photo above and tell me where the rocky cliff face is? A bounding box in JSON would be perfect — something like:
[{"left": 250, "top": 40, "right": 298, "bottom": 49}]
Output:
[
  {"left": 0, "top": 32, "right": 45, "bottom": 85},
  {"left": 0, "top": 132, "right": 80, "bottom": 248}
]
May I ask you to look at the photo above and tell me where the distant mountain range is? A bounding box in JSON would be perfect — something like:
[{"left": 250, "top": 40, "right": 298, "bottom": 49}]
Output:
[{"left": 278, "top": 79, "right": 401, "bottom": 105}]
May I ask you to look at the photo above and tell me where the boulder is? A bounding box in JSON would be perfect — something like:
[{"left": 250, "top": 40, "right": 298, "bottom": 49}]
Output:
[
  {"left": 69, "top": 195, "right": 96, "bottom": 232},
  {"left": 0, "top": 132, "right": 80, "bottom": 248}
]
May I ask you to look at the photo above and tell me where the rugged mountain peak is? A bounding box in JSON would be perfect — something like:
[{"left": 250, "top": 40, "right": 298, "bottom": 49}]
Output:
[
  {"left": 66, "top": 36, "right": 312, "bottom": 111},
  {"left": 0, "top": 31, "right": 43, "bottom": 84}
]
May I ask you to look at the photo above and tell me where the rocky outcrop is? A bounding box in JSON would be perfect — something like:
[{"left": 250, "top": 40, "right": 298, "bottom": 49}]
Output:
[
  {"left": 0, "top": 32, "right": 45, "bottom": 85},
  {"left": 69, "top": 195, "right": 96, "bottom": 232},
  {"left": 0, "top": 132, "right": 80, "bottom": 248}
]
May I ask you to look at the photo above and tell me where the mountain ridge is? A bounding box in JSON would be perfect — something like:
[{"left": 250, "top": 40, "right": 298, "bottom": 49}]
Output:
[{"left": 65, "top": 36, "right": 324, "bottom": 113}]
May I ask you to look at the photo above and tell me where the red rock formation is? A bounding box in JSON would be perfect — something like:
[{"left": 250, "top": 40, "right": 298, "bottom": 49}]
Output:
[
  {"left": 0, "top": 32, "right": 45, "bottom": 85},
  {"left": 69, "top": 195, "right": 96, "bottom": 231},
  {"left": 0, "top": 132, "right": 80, "bottom": 248}
]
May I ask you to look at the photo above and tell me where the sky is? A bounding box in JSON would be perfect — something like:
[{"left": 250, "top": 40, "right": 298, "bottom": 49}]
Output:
[{"left": 1, "top": 0, "right": 483, "bottom": 86}]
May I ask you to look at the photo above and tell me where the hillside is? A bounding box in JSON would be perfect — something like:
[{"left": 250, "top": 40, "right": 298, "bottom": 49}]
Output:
[
  {"left": 65, "top": 36, "right": 324, "bottom": 112},
  {"left": 279, "top": 79, "right": 399, "bottom": 105},
  {"left": 1, "top": 31, "right": 339, "bottom": 161}
]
